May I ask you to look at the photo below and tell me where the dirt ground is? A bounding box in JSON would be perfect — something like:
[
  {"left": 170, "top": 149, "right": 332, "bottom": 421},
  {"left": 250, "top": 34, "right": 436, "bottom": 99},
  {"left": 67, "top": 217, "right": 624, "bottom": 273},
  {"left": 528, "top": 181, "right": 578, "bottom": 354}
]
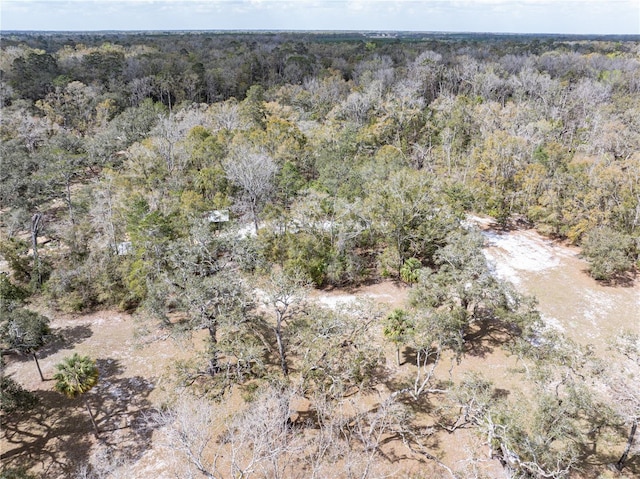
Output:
[
  {"left": 0, "top": 309, "right": 190, "bottom": 477},
  {"left": 2, "top": 221, "right": 639, "bottom": 478},
  {"left": 479, "top": 220, "right": 640, "bottom": 353}
]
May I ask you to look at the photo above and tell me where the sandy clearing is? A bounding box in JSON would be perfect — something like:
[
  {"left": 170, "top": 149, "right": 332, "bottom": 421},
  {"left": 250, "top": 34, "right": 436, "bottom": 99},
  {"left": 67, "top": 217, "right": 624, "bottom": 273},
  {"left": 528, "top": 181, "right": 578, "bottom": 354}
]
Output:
[
  {"left": 311, "top": 281, "right": 409, "bottom": 312},
  {"left": 481, "top": 228, "right": 573, "bottom": 284},
  {"left": 472, "top": 217, "right": 640, "bottom": 351}
]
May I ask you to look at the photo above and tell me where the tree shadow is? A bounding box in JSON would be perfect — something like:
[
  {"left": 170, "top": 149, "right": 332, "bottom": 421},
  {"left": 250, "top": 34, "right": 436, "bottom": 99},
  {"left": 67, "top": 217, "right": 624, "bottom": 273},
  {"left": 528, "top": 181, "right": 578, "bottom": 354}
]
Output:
[
  {"left": 463, "top": 316, "right": 516, "bottom": 359},
  {"left": 621, "top": 455, "right": 640, "bottom": 477},
  {"left": 377, "top": 428, "right": 442, "bottom": 467},
  {"left": 1, "top": 389, "right": 95, "bottom": 478},
  {"left": 249, "top": 312, "right": 280, "bottom": 371},
  {"left": 319, "top": 277, "right": 408, "bottom": 294},
  {"left": 401, "top": 346, "right": 440, "bottom": 368},
  {"left": 486, "top": 217, "right": 533, "bottom": 233},
  {"left": 40, "top": 324, "right": 94, "bottom": 358},
  {"left": 1, "top": 357, "right": 160, "bottom": 477},
  {"left": 96, "top": 357, "right": 125, "bottom": 378},
  {"left": 575, "top": 422, "right": 640, "bottom": 479},
  {"left": 90, "top": 358, "right": 157, "bottom": 440},
  {"left": 492, "top": 388, "right": 510, "bottom": 400},
  {"left": 380, "top": 373, "right": 448, "bottom": 415},
  {"left": 591, "top": 270, "right": 637, "bottom": 288},
  {"left": 577, "top": 452, "right": 640, "bottom": 479}
]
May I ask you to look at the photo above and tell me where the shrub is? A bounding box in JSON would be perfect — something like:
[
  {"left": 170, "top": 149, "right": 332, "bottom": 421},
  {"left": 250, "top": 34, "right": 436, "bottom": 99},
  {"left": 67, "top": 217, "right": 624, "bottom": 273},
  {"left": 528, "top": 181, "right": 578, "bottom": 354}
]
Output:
[
  {"left": 400, "top": 258, "right": 422, "bottom": 284},
  {"left": 0, "top": 374, "right": 38, "bottom": 414},
  {"left": 582, "top": 227, "right": 636, "bottom": 281}
]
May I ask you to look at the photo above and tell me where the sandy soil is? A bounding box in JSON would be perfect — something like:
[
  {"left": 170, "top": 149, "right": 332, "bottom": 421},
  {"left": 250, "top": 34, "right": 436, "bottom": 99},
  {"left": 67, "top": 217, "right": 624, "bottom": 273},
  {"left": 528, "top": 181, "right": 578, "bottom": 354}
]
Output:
[
  {"left": 311, "top": 280, "right": 409, "bottom": 311},
  {"left": 1, "top": 309, "right": 192, "bottom": 478},
  {"left": 479, "top": 219, "right": 640, "bottom": 352}
]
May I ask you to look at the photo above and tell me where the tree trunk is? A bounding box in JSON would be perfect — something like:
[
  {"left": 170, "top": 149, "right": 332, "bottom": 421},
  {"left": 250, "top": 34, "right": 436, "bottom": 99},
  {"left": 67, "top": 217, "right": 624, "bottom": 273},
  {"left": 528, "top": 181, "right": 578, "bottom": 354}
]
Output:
[
  {"left": 65, "top": 176, "right": 74, "bottom": 226},
  {"left": 275, "top": 322, "right": 289, "bottom": 377},
  {"left": 32, "top": 352, "right": 45, "bottom": 381},
  {"left": 251, "top": 200, "right": 260, "bottom": 233},
  {"left": 207, "top": 323, "right": 219, "bottom": 375},
  {"left": 396, "top": 230, "right": 404, "bottom": 277},
  {"left": 84, "top": 397, "right": 100, "bottom": 437},
  {"left": 106, "top": 186, "right": 117, "bottom": 253},
  {"left": 616, "top": 418, "right": 637, "bottom": 471},
  {"left": 396, "top": 345, "right": 401, "bottom": 366},
  {"left": 64, "top": 175, "right": 78, "bottom": 248},
  {"left": 31, "top": 213, "right": 42, "bottom": 286}
]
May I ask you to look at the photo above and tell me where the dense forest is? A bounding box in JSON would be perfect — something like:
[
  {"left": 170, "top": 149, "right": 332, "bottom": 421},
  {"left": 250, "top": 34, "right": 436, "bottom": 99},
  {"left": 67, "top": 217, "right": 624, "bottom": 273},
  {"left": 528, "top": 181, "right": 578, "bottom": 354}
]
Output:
[{"left": 1, "top": 32, "right": 639, "bottom": 479}]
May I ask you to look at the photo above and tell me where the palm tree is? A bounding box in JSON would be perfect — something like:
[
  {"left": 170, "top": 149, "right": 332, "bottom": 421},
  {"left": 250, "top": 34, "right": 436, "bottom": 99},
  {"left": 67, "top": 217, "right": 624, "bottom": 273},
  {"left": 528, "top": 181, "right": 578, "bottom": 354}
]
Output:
[
  {"left": 53, "top": 353, "right": 100, "bottom": 436},
  {"left": 383, "top": 309, "right": 414, "bottom": 366}
]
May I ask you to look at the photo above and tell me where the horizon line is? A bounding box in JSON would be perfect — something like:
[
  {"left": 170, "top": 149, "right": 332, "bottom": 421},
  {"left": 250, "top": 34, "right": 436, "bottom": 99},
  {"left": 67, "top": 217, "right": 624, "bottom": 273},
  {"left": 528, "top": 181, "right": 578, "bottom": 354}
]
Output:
[{"left": 3, "top": 29, "right": 639, "bottom": 37}]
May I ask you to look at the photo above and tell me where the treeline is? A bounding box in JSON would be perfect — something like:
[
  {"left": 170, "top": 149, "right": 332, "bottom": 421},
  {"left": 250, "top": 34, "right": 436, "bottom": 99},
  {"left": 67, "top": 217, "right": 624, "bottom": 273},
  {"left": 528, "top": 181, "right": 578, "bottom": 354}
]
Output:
[{"left": 1, "top": 32, "right": 638, "bottom": 296}]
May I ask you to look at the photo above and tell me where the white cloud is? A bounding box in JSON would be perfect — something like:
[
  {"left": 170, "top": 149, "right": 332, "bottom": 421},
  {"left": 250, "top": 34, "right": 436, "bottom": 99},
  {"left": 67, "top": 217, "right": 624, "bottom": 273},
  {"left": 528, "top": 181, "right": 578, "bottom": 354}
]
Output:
[{"left": 1, "top": 0, "right": 638, "bottom": 33}]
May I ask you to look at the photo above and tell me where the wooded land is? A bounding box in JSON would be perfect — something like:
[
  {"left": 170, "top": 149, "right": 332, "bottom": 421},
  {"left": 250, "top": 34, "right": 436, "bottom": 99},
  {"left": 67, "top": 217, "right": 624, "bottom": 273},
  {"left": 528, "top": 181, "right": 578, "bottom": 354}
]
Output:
[{"left": 1, "top": 32, "right": 639, "bottom": 479}]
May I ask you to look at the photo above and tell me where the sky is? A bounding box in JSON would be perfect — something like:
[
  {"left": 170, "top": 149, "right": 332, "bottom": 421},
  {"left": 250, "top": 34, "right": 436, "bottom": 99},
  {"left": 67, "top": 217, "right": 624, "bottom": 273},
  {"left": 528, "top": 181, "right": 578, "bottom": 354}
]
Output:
[{"left": 1, "top": 0, "right": 639, "bottom": 35}]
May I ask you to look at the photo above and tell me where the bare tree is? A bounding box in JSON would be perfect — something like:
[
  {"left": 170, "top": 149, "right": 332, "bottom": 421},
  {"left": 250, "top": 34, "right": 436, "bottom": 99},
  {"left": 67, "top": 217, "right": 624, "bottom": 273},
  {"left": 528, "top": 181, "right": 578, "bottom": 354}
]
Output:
[
  {"left": 155, "top": 240, "right": 253, "bottom": 377},
  {"left": 226, "top": 385, "right": 304, "bottom": 479},
  {"left": 30, "top": 212, "right": 44, "bottom": 286},
  {"left": 151, "top": 106, "right": 206, "bottom": 174},
  {"left": 150, "top": 395, "right": 221, "bottom": 479},
  {"left": 210, "top": 98, "right": 248, "bottom": 131},
  {"left": 445, "top": 374, "right": 581, "bottom": 479},
  {"left": 467, "top": 333, "right": 608, "bottom": 479},
  {"left": 225, "top": 147, "right": 278, "bottom": 232},
  {"left": 74, "top": 445, "right": 135, "bottom": 479},
  {"left": 128, "top": 76, "right": 154, "bottom": 106},
  {"left": 89, "top": 172, "right": 119, "bottom": 253},
  {"left": 294, "top": 300, "right": 383, "bottom": 399},
  {"left": 262, "top": 268, "right": 311, "bottom": 377}
]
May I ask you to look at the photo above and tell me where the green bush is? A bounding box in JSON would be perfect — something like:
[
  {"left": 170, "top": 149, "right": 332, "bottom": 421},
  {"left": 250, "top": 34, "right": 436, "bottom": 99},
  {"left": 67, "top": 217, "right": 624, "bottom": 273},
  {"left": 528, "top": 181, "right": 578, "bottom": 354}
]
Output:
[
  {"left": 0, "top": 238, "right": 33, "bottom": 284},
  {"left": 0, "top": 466, "right": 38, "bottom": 479},
  {"left": 400, "top": 258, "right": 422, "bottom": 284},
  {"left": 378, "top": 246, "right": 402, "bottom": 279},
  {"left": 582, "top": 227, "right": 637, "bottom": 281},
  {"left": 44, "top": 249, "right": 130, "bottom": 312},
  {"left": 0, "top": 375, "right": 38, "bottom": 414},
  {"left": 260, "top": 230, "right": 331, "bottom": 287},
  {"left": 0, "top": 274, "right": 29, "bottom": 308}
]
